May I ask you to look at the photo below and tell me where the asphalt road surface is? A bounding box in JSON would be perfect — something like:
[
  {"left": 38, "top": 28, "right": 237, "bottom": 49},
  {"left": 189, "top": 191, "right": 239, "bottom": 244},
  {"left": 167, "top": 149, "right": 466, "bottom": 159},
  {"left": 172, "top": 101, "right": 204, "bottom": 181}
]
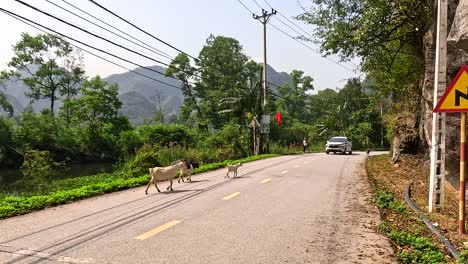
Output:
[{"left": 0, "top": 152, "right": 395, "bottom": 264}]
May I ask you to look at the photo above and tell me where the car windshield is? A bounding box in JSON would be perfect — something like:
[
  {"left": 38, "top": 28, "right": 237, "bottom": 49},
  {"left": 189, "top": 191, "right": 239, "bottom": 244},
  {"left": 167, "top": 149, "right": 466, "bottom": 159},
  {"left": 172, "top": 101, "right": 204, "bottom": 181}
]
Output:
[{"left": 329, "top": 137, "right": 346, "bottom": 142}]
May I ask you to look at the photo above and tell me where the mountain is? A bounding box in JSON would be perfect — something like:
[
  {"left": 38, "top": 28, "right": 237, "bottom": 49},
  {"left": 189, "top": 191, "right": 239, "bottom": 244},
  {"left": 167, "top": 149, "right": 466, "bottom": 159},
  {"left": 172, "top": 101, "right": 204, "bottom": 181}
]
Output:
[
  {"left": 105, "top": 65, "right": 184, "bottom": 125},
  {"left": 1, "top": 64, "right": 292, "bottom": 124}
]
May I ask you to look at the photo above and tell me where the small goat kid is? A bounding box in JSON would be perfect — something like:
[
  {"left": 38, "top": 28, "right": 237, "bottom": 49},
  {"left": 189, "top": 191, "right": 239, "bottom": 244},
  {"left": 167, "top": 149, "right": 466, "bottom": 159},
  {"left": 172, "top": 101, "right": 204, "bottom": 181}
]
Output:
[
  {"left": 145, "top": 160, "right": 187, "bottom": 194},
  {"left": 225, "top": 163, "right": 242, "bottom": 178}
]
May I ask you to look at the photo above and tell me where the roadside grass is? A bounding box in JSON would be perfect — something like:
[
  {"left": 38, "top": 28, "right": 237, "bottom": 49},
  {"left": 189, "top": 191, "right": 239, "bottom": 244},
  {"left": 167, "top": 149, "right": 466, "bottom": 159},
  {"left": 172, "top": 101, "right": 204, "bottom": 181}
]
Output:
[
  {"left": 0, "top": 154, "right": 279, "bottom": 219},
  {"left": 367, "top": 154, "right": 453, "bottom": 263}
]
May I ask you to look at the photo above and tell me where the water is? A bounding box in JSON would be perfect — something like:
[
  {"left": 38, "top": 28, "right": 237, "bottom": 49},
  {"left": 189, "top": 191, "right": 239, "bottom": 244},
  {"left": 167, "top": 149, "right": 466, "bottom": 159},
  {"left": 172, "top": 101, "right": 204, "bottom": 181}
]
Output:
[{"left": 0, "top": 162, "right": 115, "bottom": 187}]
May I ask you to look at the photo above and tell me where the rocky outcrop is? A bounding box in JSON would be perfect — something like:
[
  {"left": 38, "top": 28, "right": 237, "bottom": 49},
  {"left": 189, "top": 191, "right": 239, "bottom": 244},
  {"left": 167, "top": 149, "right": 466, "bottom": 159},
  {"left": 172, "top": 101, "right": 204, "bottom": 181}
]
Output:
[
  {"left": 448, "top": 0, "right": 468, "bottom": 50},
  {"left": 419, "top": 0, "right": 468, "bottom": 183}
]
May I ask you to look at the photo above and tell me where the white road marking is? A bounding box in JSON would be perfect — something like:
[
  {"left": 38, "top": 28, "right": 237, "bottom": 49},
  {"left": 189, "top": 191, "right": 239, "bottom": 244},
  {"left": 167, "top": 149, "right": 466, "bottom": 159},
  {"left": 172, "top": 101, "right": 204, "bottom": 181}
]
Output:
[
  {"left": 281, "top": 170, "right": 288, "bottom": 174},
  {"left": 135, "top": 220, "right": 182, "bottom": 240},
  {"left": 260, "top": 178, "right": 271, "bottom": 183}
]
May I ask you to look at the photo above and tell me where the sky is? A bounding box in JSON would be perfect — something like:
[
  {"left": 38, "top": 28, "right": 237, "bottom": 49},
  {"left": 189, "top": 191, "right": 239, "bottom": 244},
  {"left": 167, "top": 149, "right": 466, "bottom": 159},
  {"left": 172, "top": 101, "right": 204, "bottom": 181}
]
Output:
[{"left": 0, "top": 0, "right": 361, "bottom": 91}]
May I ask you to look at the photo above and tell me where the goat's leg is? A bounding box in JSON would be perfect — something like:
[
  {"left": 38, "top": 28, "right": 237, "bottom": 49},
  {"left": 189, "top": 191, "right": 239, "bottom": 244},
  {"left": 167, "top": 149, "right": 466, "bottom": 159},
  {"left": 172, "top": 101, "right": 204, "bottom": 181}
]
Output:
[
  {"left": 177, "top": 172, "right": 185, "bottom": 183},
  {"left": 187, "top": 171, "right": 192, "bottom": 182},
  {"left": 145, "top": 178, "right": 153, "bottom": 194},
  {"left": 225, "top": 171, "right": 229, "bottom": 178},
  {"left": 168, "top": 178, "right": 174, "bottom": 191},
  {"left": 154, "top": 179, "right": 161, "bottom": 193}
]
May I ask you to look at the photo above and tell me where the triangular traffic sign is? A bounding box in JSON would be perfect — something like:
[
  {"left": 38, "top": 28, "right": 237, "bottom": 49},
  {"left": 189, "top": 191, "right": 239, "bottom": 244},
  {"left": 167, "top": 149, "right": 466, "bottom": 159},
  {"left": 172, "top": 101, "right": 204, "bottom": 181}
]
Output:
[{"left": 434, "top": 65, "right": 468, "bottom": 112}]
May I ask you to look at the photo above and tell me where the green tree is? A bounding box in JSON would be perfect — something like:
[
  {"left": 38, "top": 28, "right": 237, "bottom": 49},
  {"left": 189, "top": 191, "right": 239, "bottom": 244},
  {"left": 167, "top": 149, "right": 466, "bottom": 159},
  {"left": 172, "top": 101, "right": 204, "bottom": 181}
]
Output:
[
  {"left": 196, "top": 35, "right": 257, "bottom": 128},
  {"left": 276, "top": 70, "right": 314, "bottom": 122},
  {"left": 0, "top": 89, "right": 13, "bottom": 117},
  {"left": 165, "top": 53, "right": 206, "bottom": 128},
  {"left": 70, "top": 76, "right": 130, "bottom": 159},
  {"left": 1, "top": 33, "right": 85, "bottom": 113}
]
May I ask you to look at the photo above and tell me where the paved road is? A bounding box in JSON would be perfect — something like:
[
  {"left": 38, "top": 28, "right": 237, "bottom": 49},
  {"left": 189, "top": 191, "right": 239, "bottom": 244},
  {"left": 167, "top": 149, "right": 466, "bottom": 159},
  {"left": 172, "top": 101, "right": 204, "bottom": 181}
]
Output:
[{"left": 0, "top": 152, "right": 394, "bottom": 264}]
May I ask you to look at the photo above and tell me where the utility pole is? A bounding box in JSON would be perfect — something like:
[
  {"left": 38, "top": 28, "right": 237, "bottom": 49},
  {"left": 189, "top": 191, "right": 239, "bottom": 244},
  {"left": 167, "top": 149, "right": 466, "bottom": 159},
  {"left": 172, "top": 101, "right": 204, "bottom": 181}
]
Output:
[
  {"left": 429, "top": 0, "right": 447, "bottom": 212},
  {"left": 254, "top": 8, "right": 276, "bottom": 153}
]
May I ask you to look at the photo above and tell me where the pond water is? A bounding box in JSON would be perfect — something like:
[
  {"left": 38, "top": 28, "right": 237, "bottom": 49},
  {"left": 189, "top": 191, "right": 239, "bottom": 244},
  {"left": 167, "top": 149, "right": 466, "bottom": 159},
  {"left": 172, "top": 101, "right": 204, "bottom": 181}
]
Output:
[{"left": 0, "top": 162, "right": 115, "bottom": 187}]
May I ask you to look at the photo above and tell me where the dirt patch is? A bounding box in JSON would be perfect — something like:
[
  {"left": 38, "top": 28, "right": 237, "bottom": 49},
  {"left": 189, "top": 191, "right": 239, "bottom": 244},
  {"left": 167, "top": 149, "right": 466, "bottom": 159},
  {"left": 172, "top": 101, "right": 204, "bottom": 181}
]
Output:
[{"left": 367, "top": 154, "right": 463, "bottom": 263}]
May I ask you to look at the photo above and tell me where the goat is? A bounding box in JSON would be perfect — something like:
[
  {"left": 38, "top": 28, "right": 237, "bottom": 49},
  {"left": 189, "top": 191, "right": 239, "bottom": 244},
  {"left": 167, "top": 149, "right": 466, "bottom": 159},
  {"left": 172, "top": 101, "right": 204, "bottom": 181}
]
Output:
[
  {"left": 178, "top": 161, "right": 200, "bottom": 183},
  {"left": 225, "top": 162, "right": 242, "bottom": 178},
  {"left": 145, "top": 160, "right": 187, "bottom": 194}
]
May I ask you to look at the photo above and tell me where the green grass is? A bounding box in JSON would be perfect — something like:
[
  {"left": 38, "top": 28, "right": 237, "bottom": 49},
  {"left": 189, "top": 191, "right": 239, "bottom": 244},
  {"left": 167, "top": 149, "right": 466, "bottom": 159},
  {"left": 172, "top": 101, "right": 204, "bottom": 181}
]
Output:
[{"left": 0, "top": 154, "right": 279, "bottom": 219}]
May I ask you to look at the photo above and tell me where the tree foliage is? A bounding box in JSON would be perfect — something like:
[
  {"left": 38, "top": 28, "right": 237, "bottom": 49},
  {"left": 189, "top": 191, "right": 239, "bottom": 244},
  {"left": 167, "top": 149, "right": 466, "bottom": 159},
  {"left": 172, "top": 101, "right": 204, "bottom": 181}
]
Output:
[{"left": 1, "top": 33, "right": 85, "bottom": 113}]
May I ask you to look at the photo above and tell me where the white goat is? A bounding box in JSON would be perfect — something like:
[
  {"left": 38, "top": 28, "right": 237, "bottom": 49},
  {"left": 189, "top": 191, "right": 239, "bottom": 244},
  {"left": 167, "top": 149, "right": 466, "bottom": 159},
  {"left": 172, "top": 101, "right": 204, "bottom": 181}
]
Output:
[
  {"left": 225, "top": 162, "right": 242, "bottom": 178},
  {"left": 145, "top": 160, "right": 187, "bottom": 194}
]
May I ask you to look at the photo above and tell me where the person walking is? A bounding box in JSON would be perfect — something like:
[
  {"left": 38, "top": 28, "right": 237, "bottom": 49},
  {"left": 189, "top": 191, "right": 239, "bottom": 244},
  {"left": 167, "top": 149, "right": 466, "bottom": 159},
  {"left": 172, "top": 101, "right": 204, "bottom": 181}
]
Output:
[{"left": 302, "top": 138, "right": 308, "bottom": 153}]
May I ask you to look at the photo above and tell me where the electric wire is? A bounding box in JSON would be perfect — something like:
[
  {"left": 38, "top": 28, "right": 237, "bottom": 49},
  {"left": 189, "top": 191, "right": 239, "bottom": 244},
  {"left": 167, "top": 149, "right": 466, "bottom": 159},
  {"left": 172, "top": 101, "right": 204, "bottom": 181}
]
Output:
[
  {"left": 88, "top": 0, "right": 198, "bottom": 62},
  {"left": 59, "top": 0, "right": 172, "bottom": 59},
  {"left": 0, "top": 8, "right": 196, "bottom": 87},
  {"left": 247, "top": 0, "right": 359, "bottom": 71},
  {"left": 269, "top": 22, "right": 357, "bottom": 73},
  {"left": 1, "top": 9, "right": 183, "bottom": 91},
  {"left": 45, "top": 0, "right": 173, "bottom": 61},
  {"left": 262, "top": 0, "right": 359, "bottom": 68},
  {"left": 14, "top": 0, "right": 189, "bottom": 76}
]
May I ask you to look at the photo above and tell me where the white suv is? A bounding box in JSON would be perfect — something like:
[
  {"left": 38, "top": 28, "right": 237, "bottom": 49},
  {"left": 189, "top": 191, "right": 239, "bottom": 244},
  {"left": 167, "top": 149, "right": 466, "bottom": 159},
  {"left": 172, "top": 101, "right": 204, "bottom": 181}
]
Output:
[{"left": 325, "top": 136, "right": 352, "bottom": 155}]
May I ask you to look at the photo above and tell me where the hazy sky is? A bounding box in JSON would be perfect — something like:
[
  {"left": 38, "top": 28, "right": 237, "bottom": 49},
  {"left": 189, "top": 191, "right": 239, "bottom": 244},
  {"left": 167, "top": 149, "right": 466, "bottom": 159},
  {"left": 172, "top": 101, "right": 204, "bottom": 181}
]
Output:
[{"left": 0, "top": 0, "right": 361, "bottom": 91}]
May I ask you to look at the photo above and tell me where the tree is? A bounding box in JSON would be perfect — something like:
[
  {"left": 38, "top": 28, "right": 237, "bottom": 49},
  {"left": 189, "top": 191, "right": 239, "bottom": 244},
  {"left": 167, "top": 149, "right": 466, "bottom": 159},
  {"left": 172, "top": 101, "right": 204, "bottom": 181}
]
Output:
[
  {"left": 196, "top": 35, "right": 256, "bottom": 128},
  {"left": 70, "top": 76, "right": 130, "bottom": 159},
  {"left": 1, "top": 33, "right": 85, "bottom": 113},
  {"left": 276, "top": 70, "right": 314, "bottom": 122},
  {"left": 0, "top": 89, "right": 13, "bottom": 117},
  {"left": 165, "top": 53, "right": 205, "bottom": 128},
  {"left": 167, "top": 35, "right": 261, "bottom": 129},
  {"left": 71, "top": 76, "right": 124, "bottom": 132}
]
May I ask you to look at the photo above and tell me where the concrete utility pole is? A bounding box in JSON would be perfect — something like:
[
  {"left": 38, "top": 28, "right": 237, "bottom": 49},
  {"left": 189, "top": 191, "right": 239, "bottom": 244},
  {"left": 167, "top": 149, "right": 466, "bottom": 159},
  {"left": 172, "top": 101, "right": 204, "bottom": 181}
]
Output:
[
  {"left": 429, "top": 0, "right": 447, "bottom": 212},
  {"left": 253, "top": 8, "right": 276, "bottom": 153}
]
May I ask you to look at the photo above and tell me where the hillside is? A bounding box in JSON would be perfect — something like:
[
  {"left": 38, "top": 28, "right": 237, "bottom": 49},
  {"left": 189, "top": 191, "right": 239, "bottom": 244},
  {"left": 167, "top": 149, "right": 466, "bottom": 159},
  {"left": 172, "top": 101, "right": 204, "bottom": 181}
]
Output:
[{"left": 1, "top": 64, "right": 292, "bottom": 125}]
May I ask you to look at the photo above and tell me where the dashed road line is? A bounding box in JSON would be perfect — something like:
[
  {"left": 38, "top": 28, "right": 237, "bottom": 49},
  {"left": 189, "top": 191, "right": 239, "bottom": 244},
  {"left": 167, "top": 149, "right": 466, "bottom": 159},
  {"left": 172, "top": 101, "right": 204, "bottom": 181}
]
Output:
[
  {"left": 222, "top": 192, "right": 240, "bottom": 200},
  {"left": 135, "top": 220, "right": 182, "bottom": 240},
  {"left": 281, "top": 170, "right": 288, "bottom": 174},
  {"left": 260, "top": 178, "right": 271, "bottom": 183}
]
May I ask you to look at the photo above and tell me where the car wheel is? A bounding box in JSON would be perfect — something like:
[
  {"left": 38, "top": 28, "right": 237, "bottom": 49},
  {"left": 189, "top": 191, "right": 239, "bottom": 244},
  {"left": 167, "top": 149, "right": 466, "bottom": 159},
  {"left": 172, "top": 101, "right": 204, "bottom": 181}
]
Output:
[
  {"left": 349, "top": 151, "right": 352, "bottom": 155},
  {"left": 326, "top": 151, "right": 329, "bottom": 154}
]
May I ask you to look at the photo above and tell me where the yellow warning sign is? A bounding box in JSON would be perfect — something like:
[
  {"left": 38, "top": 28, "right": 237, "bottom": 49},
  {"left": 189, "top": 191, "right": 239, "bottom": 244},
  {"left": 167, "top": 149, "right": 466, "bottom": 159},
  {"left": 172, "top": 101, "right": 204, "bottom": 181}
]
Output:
[{"left": 434, "top": 65, "right": 468, "bottom": 112}]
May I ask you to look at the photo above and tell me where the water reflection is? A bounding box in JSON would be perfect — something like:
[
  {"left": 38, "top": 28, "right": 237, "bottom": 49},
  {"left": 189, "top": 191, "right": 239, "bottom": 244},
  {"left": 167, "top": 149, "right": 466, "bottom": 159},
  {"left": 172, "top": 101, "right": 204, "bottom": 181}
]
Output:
[{"left": 0, "top": 163, "right": 115, "bottom": 187}]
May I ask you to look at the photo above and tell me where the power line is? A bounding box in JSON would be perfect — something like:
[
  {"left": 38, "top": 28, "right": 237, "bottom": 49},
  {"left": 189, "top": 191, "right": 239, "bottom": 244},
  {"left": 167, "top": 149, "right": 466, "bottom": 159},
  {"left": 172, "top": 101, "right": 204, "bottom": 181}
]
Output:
[
  {"left": 261, "top": 0, "right": 360, "bottom": 68},
  {"left": 268, "top": 22, "right": 357, "bottom": 73},
  {"left": 236, "top": 0, "right": 358, "bottom": 73},
  {"left": 45, "top": 0, "right": 173, "bottom": 61},
  {"left": 14, "top": 0, "right": 187, "bottom": 75},
  {"left": 237, "top": 0, "right": 255, "bottom": 15},
  {"left": 1, "top": 9, "right": 183, "bottom": 91},
  {"left": 88, "top": 0, "right": 198, "bottom": 62},
  {"left": 0, "top": 8, "right": 196, "bottom": 87},
  {"left": 59, "top": 0, "right": 172, "bottom": 59}
]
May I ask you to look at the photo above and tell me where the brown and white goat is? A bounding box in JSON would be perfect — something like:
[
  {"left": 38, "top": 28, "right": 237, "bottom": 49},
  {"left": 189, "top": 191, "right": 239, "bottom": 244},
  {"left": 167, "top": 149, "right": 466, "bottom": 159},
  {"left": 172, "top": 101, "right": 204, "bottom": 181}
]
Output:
[
  {"left": 145, "top": 160, "right": 187, "bottom": 194},
  {"left": 225, "top": 162, "right": 242, "bottom": 178},
  {"left": 178, "top": 161, "right": 199, "bottom": 183}
]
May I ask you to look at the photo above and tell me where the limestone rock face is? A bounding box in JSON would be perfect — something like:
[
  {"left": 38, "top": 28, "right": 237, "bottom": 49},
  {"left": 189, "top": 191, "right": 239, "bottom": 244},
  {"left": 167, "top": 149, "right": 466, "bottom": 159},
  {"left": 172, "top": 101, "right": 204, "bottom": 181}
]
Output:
[
  {"left": 448, "top": 0, "right": 468, "bottom": 50},
  {"left": 420, "top": 0, "right": 468, "bottom": 185}
]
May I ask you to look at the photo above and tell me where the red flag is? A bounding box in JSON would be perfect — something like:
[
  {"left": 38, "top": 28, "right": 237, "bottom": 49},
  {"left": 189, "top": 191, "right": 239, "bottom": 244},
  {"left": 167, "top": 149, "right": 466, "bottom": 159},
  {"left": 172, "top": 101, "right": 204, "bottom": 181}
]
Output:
[{"left": 274, "top": 112, "right": 282, "bottom": 126}]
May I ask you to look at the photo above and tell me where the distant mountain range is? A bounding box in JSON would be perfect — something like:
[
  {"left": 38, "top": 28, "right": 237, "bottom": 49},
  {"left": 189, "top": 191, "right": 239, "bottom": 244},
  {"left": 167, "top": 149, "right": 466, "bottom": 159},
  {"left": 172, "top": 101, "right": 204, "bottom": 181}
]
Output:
[{"left": 1, "top": 64, "right": 292, "bottom": 125}]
